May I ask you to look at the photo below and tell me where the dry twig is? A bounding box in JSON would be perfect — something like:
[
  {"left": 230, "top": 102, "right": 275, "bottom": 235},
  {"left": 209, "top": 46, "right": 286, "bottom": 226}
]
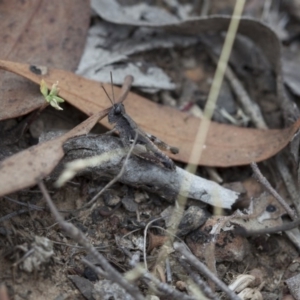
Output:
[
  {"left": 179, "top": 259, "right": 219, "bottom": 300},
  {"left": 235, "top": 217, "right": 300, "bottom": 236},
  {"left": 276, "top": 155, "right": 300, "bottom": 215},
  {"left": 38, "top": 181, "right": 145, "bottom": 300},
  {"left": 120, "top": 247, "right": 196, "bottom": 300},
  {"left": 174, "top": 243, "right": 241, "bottom": 300},
  {"left": 60, "top": 135, "right": 238, "bottom": 208},
  {"left": 250, "top": 162, "right": 296, "bottom": 219}
]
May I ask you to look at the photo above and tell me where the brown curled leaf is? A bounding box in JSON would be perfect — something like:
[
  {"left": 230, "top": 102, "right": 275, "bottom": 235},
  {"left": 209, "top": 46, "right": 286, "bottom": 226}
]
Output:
[{"left": 0, "top": 60, "right": 299, "bottom": 167}]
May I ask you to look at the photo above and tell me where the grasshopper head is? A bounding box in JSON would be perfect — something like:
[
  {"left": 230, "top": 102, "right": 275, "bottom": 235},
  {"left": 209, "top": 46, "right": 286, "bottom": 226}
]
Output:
[{"left": 108, "top": 103, "right": 126, "bottom": 124}]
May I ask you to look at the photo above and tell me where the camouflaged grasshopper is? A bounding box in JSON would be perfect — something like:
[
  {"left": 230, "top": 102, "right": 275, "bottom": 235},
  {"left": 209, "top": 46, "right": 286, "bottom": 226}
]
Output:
[{"left": 103, "top": 75, "right": 179, "bottom": 170}]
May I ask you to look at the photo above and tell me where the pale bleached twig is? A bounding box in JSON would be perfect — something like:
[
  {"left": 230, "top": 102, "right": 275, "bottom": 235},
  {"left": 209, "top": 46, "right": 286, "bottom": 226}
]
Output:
[
  {"left": 56, "top": 133, "right": 138, "bottom": 213},
  {"left": 61, "top": 135, "right": 238, "bottom": 209}
]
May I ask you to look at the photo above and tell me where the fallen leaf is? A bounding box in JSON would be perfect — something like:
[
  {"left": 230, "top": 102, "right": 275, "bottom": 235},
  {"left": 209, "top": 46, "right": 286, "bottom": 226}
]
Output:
[
  {"left": 0, "top": 109, "right": 109, "bottom": 198},
  {"left": 86, "top": 12, "right": 299, "bottom": 124},
  {"left": 282, "top": 49, "right": 300, "bottom": 97},
  {"left": 76, "top": 19, "right": 198, "bottom": 86},
  {"left": 0, "top": 59, "right": 299, "bottom": 167},
  {"left": 0, "top": 0, "right": 90, "bottom": 120},
  {"left": 91, "top": 0, "right": 185, "bottom": 25}
]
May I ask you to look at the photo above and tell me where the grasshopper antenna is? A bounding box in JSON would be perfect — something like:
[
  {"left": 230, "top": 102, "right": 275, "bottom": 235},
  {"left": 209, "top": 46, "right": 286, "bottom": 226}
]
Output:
[
  {"left": 110, "top": 71, "right": 115, "bottom": 104},
  {"left": 101, "top": 85, "right": 114, "bottom": 106}
]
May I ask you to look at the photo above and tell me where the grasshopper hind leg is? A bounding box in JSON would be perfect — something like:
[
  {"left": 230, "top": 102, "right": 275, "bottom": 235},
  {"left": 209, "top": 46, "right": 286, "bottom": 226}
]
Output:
[{"left": 145, "top": 133, "right": 179, "bottom": 155}]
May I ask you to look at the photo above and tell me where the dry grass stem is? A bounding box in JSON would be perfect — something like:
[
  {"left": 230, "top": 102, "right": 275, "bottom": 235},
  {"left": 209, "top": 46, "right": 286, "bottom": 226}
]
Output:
[{"left": 157, "top": 0, "right": 246, "bottom": 275}]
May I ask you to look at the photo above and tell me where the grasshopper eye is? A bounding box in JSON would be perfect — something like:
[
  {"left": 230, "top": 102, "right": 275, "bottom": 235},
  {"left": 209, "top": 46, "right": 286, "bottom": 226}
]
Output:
[{"left": 114, "top": 105, "right": 122, "bottom": 115}]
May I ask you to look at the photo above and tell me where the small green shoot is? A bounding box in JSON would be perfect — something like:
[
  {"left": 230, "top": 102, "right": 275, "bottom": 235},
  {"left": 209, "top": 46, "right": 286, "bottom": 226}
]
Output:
[{"left": 40, "top": 79, "right": 65, "bottom": 110}]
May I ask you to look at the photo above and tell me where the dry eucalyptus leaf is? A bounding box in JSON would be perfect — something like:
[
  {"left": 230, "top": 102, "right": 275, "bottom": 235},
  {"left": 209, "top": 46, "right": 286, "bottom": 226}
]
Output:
[
  {"left": 90, "top": 62, "right": 176, "bottom": 91},
  {"left": 0, "top": 0, "right": 90, "bottom": 120},
  {"left": 91, "top": 0, "right": 191, "bottom": 25},
  {"left": 163, "top": 17, "right": 299, "bottom": 123},
  {"left": 89, "top": 11, "right": 298, "bottom": 123},
  {"left": 1, "top": 60, "right": 300, "bottom": 167},
  {"left": 0, "top": 110, "right": 108, "bottom": 197},
  {"left": 282, "top": 49, "right": 300, "bottom": 97},
  {"left": 76, "top": 20, "right": 198, "bottom": 88}
]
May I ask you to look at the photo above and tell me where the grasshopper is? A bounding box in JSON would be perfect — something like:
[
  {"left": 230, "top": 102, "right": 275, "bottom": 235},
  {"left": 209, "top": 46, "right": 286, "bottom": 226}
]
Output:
[{"left": 103, "top": 76, "right": 179, "bottom": 170}]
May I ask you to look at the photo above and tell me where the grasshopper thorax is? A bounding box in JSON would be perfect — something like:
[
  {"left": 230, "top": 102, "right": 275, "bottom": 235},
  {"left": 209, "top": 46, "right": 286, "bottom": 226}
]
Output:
[{"left": 108, "top": 103, "right": 126, "bottom": 124}]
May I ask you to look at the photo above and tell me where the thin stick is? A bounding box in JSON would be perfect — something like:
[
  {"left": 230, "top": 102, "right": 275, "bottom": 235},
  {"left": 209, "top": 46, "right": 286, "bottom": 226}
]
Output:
[
  {"left": 224, "top": 61, "right": 267, "bottom": 129},
  {"left": 0, "top": 208, "right": 39, "bottom": 223},
  {"left": 235, "top": 218, "right": 300, "bottom": 236},
  {"left": 51, "top": 240, "right": 107, "bottom": 250},
  {"left": 179, "top": 259, "right": 218, "bottom": 300},
  {"left": 201, "top": 41, "right": 267, "bottom": 129},
  {"left": 12, "top": 249, "right": 35, "bottom": 267},
  {"left": 4, "top": 196, "right": 44, "bottom": 211},
  {"left": 174, "top": 243, "right": 241, "bottom": 300},
  {"left": 250, "top": 162, "right": 296, "bottom": 219},
  {"left": 276, "top": 155, "right": 300, "bottom": 215},
  {"left": 121, "top": 247, "right": 196, "bottom": 300},
  {"left": 38, "top": 181, "right": 145, "bottom": 300},
  {"left": 141, "top": 272, "right": 196, "bottom": 300},
  {"left": 82, "top": 258, "right": 107, "bottom": 277}
]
